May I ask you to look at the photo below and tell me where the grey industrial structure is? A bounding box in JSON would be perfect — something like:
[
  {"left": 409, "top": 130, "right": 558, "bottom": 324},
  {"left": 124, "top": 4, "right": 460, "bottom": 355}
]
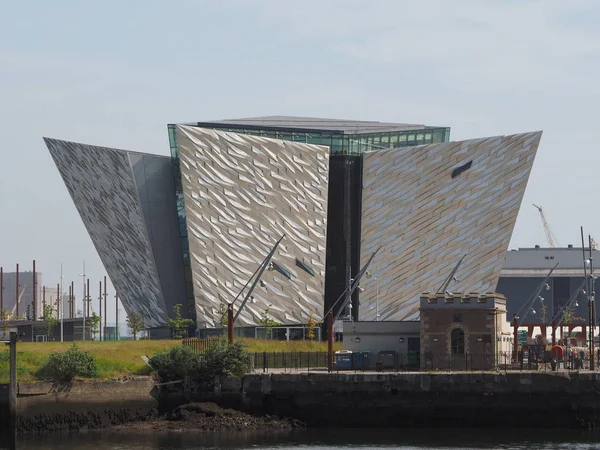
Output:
[
  {"left": 43, "top": 116, "right": 544, "bottom": 338},
  {"left": 497, "top": 246, "right": 599, "bottom": 325}
]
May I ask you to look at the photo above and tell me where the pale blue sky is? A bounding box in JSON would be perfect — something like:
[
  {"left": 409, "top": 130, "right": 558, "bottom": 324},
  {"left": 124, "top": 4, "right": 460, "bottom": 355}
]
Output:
[{"left": 1, "top": 0, "right": 599, "bottom": 324}]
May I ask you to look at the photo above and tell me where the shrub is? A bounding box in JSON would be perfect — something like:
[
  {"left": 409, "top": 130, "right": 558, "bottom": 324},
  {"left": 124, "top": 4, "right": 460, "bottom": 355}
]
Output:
[
  {"left": 149, "top": 346, "right": 200, "bottom": 382},
  {"left": 40, "top": 344, "right": 98, "bottom": 383},
  {"left": 199, "top": 339, "right": 251, "bottom": 380}
]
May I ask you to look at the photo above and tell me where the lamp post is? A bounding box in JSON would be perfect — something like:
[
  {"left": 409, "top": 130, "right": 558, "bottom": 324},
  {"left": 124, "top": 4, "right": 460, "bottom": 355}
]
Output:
[
  {"left": 60, "top": 263, "right": 64, "bottom": 342},
  {"left": 80, "top": 261, "right": 86, "bottom": 341}
]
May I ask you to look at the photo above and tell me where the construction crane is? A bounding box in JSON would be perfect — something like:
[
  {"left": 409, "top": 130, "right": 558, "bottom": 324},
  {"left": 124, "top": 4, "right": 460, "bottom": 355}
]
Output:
[{"left": 533, "top": 204, "right": 559, "bottom": 248}]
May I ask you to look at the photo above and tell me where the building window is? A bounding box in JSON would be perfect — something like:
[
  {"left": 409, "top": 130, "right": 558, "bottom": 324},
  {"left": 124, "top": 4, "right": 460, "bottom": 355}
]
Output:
[
  {"left": 451, "top": 160, "right": 473, "bottom": 178},
  {"left": 272, "top": 262, "right": 293, "bottom": 280},
  {"left": 451, "top": 328, "right": 465, "bottom": 356}
]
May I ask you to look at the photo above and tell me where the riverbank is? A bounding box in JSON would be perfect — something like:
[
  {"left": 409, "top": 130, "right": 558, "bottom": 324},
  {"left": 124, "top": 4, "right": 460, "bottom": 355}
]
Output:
[
  {"left": 119, "top": 402, "right": 304, "bottom": 432},
  {"left": 6, "top": 371, "right": 600, "bottom": 434},
  {"left": 0, "top": 339, "right": 336, "bottom": 383}
]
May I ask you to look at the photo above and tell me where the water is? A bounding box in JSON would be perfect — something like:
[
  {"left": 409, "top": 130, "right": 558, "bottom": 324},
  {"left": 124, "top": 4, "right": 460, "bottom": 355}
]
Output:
[{"left": 1, "top": 428, "right": 599, "bottom": 450}]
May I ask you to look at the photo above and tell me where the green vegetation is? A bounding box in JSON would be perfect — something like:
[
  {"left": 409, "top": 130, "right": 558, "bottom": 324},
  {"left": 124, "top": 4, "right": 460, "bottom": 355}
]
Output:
[
  {"left": 126, "top": 311, "right": 146, "bottom": 340},
  {"left": 259, "top": 307, "right": 280, "bottom": 339},
  {"left": 166, "top": 304, "right": 194, "bottom": 339},
  {"left": 149, "top": 345, "right": 200, "bottom": 382},
  {"left": 38, "top": 344, "right": 98, "bottom": 383},
  {"left": 39, "top": 304, "right": 58, "bottom": 338},
  {"left": 149, "top": 339, "right": 251, "bottom": 382},
  {"left": 90, "top": 312, "right": 101, "bottom": 340},
  {"left": 200, "top": 339, "right": 251, "bottom": 380},
  {"left": 0, "top": 338, "right": 339, "bottom": 383}
]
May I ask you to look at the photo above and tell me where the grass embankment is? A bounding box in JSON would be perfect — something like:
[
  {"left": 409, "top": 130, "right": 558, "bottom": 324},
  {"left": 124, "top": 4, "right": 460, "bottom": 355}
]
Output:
[{"left": 0, "top": 338, "right": 339, "bottom": 383}]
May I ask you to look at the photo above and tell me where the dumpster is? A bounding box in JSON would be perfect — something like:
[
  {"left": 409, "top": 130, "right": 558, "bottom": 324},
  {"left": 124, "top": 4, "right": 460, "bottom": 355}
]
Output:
[
  {"left": 377, "top": 350, "right": 396, "bottom": 370},
  {"left": 334, "top": 350, "right": 353, "bottom": 370},
  {"left": 352, "top": 351, "right": 370, "bottom": 369},
  {"left": 406, "top": 350, "right": 420, "bottom": 369}
]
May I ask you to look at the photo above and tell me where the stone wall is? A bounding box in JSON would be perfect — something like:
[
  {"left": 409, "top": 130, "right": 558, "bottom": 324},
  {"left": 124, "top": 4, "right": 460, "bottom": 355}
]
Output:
[
  {"left": 5, "top": 372, "right": 600, "bottom": 432},
  {"left": 1, "top": 377, "right": 158, "bottom": 433},
  {"left": 234, "top": 372, "right": 600, "bottom": 428}
]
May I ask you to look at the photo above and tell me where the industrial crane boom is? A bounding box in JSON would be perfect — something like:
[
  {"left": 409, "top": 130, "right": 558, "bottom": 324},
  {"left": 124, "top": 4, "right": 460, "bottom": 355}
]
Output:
[{"left": 533, "top": 204, "right": 559, "bottom": 248}]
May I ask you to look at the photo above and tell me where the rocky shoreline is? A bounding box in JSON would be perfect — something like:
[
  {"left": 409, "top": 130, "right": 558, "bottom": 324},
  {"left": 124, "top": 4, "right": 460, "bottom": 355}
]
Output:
[
  {"left": 15, "top": 402, "right": 303, "bottom": 434},
  {"left": 119, "top": 402, "right": 305, "bottom": 432}
]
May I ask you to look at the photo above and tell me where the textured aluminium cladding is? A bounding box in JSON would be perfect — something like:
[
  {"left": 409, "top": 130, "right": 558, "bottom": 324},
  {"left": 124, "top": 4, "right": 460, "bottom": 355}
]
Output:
[
  {"left": 43, "top": 138, "right": 170, "bottom": 327},
  {"left": 192, "top": 116, "right": 435, "bottom": 134},
  {"left": 359, "top": 132, "right": 543, "bottom": 321},
  {"left": 175, "top": 125, "right": 329, "bottom": 328}
]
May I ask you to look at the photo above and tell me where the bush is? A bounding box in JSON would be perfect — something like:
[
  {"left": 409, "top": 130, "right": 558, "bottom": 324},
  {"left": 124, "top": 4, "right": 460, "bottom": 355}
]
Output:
[
  {"left": 199, "top": 339, "right": 251, "bottom": 380},
  {"left": 40, "top": 344, "right": 98, "bottom": 383},
  {"left": 149, "top": 346, "right": 200, "bottom": 382}
]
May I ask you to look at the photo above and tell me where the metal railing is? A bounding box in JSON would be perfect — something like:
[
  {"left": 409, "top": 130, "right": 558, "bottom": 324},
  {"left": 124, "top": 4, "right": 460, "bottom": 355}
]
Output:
[
  {"left": 182, "top": 337, "right": 220, "bottom": 354},
  {"left": 181, "top": 341, "right": 598, "bottom": 373}
]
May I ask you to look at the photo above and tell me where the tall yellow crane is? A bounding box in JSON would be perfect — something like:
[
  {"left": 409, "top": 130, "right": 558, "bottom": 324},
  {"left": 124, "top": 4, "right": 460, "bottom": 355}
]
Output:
[{"left": 533, "top": 204, "right": 559, "bottom": 248}]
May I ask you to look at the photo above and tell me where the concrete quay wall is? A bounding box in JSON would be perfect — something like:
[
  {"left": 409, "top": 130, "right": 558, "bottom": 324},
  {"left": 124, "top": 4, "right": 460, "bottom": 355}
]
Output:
[
  {"left": 1, "top": 377, "right": 158, "bottom": 433},
  {"left": 232, "top": 372, "right": 600, "bottom": 428},
  {"left": 4, "top": 372, "right": 600, "bottom": 432}
]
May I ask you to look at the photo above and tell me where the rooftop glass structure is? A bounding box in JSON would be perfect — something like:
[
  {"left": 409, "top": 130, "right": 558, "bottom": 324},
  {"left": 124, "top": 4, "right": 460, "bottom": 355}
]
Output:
[{"left": 168, "top": 116, "right": 450, "bottom": 157}]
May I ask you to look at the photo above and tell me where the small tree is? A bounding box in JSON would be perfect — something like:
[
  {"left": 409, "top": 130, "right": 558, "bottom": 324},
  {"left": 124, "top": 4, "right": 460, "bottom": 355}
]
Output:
[
  {"left": 90, "top": 312, "right": 101, "bottom": 341},
  {"left": 126, "top": 310, "right": 146, "bottom": 340},
  {"left": 259, "top": 307, "right": 280, "bottom": 339},
  {"left": 218, "top": 299, "right": 229, "bottom": 329},
  {"left": 0, "top": 307, "right": 11, "bottom": 339},
  {"left": 167, "top": 304, "right": 194, "bottom": 339},
  {"left": 540, "top": 301, "right": 548, "bottom": 325},
  {"left": 305, "top": 313, "right": 317, "bottom": 340},
  {"left": 39, "top": 304, "right": 58, "bottom": 340},
  {"left": 200, "top": 339, "right": 251, "bottom": 381},
  {"left": 40, "top": 344, "right": 98, "bottom": 383}
]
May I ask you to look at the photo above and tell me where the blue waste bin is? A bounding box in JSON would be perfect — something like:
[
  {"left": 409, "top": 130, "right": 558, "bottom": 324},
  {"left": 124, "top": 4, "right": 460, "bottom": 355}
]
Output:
[
  {"left": 334, "top": 350, "right": 353, "bottom": 370},
  {"left": 352, "top": 351, "right": 370, "bottom": 369}
]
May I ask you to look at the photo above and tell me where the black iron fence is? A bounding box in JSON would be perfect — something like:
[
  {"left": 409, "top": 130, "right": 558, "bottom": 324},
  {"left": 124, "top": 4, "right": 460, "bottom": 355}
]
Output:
[
  {"left": 182, "top": 337, "right": 220, "bottom": 354},
  {"left": 250, "top": 351, "right": 329, "bottom": 372},
  {"left": 181, "top": 340, "right": 597, "bottom": 373}
]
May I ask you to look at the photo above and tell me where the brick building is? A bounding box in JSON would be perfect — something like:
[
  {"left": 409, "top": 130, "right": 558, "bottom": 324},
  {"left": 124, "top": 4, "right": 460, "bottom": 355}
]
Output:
[{"left": 419, "top": 292, "right": 512, "bottom": 371}]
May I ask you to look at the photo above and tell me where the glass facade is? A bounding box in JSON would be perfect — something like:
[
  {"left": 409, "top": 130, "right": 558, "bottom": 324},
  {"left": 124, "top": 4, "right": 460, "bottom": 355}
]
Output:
[
  {"left": 181, "top": 125, "right": 450, "bottom": 156},
  {"left": 167, "top": 124, "right": 196, "bottom": 322}
]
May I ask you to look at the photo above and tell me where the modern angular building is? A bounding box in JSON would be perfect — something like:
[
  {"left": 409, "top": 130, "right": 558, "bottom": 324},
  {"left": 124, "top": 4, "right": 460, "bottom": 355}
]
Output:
[{"left": 44, "top": 116, "right": 542, "bottom": 337}]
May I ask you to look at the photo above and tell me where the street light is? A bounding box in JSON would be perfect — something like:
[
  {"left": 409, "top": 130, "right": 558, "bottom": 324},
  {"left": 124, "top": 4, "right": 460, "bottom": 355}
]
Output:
[
  {"left": 365, "top": 270, "right": 380, "bottom": 321},
  {"left": 79, "top": 261, "right": 86, "bottom": 341}
]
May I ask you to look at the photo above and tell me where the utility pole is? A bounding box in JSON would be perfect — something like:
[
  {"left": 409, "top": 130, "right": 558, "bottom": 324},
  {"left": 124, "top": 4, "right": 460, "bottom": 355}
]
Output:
[
  {"left": 589, "top": 235, "right": 595, "bottom": 370},
  {"left": 86, "top": 278, "right": 90, "bottom": 318},
  {"left": 98, "top": 280, "right": 102, "bottom": 341},
  {"left": 227, "top": 304, "right": 234, "bottom": 344},
  {"left": 327, "top": 310, "right": 334, "bottom": 372},
  {"left": 1, "top": 266, "right": 3, "bottom": 312},
  {"left": 115, "top": 290, "right": 119, "bottom": 341},
  {"left": 71, "top": 281, "right": 74, "bottom": 319},
  {"left": 8, "top": 331, "right": 17, "bottom": 448},
  {"left": 80, "top": 261, "right": 86, "bottom": 341},
  {"left": 32, "top": 260, "right": 36, "bottom": 323},
  {"left": 56, "top": 283, "right": 60, "bottom": 340},
  {"left": 42, "top": 286, "right": 46, "bottom": 311},
  {"left": 103, "top": 276, "right": 107, "bottom": 341},
  {"left": 15, "top": 263, "right": 19, "bottom": 318},
  {"left": 60, "top": 263, "right": 64, "bottom": 342}
]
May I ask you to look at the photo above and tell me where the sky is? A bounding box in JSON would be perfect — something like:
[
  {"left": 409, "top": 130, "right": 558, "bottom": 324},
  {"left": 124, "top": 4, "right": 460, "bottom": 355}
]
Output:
[{"left": 1, "top": 0, "right": 600, "bottom": 326}]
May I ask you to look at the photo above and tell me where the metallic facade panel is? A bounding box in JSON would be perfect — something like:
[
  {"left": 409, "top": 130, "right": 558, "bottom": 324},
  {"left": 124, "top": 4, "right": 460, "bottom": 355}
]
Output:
[
  {"left": 359, "top": 132, "right": 542, "bottom": 321},
  {"left": 43, "top": 138, "right": 168, "bottom": 327},
  {"left": 175, "top": 125, "right": 329, "bottom": 328}
]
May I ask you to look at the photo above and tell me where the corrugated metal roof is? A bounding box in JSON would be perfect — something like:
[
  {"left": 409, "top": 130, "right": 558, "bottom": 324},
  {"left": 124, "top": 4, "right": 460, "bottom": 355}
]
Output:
[{"left": 503, "top": 247, "right": 600, "bottom": 270}]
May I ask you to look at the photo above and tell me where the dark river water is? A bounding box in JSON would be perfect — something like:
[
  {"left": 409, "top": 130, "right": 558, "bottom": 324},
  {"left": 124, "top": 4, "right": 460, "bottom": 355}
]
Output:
[{"left": 1, "top": 428, "right": 600, "bottom": 449}]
